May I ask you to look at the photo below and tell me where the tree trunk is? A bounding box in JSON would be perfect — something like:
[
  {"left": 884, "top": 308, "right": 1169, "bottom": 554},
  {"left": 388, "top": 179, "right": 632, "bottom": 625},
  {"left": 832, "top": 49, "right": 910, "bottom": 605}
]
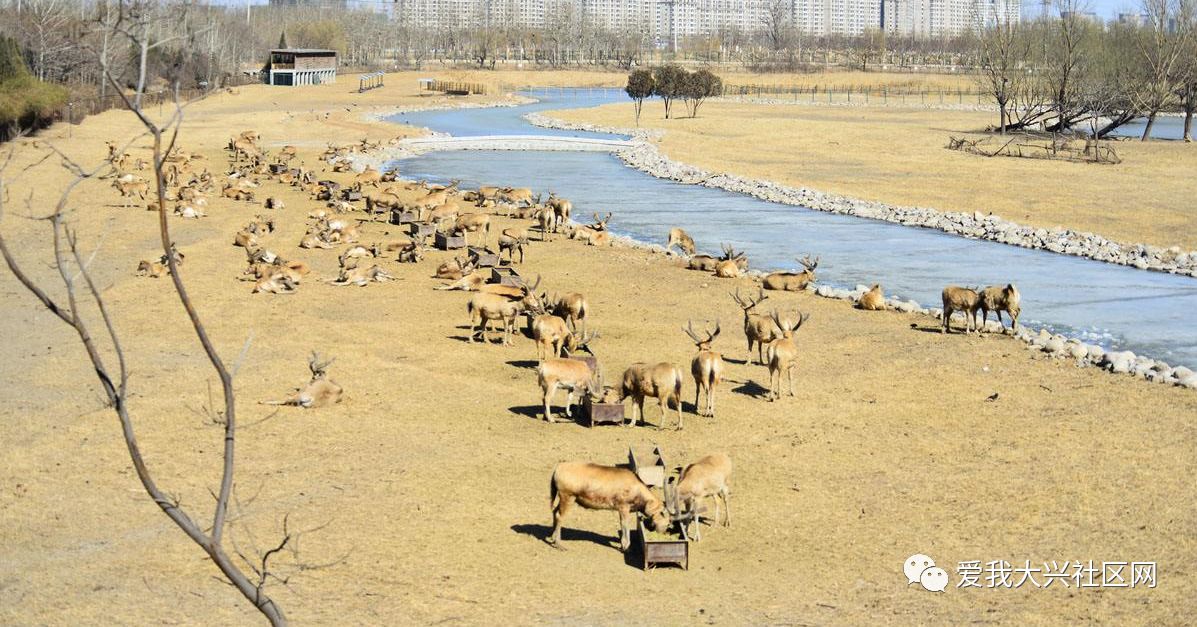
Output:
[
  {"left": 1184, "top": 109, "right": 1193, "bottom": 143},
  {"left": 1140, "top": 111, "right": 1157, "bottom": 141}
]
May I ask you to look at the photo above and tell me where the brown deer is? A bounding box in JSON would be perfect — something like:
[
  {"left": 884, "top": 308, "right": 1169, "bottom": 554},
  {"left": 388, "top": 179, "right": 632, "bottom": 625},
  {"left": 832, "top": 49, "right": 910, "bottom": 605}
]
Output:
[
  {"left": 666, "top": 227, "right": 696, "bottom": 255},
  {"left": 763, "top": 255, "right": 819, "bottom": 291},
  {"left": 766, "top": 310, "right": 809, "bottom": 401},
  {"left": 498, "top": 230, "right": 528, "bottom": 264},
  {"left": 549, "top": 461, "right": 670, "bottom": 552},
  {"left": 552, "top": 292, "right": 589, "bottom": 335},
  {"left": 546, "top": 192, "right": 572, "bottom": 230},
  {"left": 434, "top": 255, "right": 475, "bottom": 280},
  {"left": 684, "top": 321, "right": 724, "bottom": 418},
  {"left": 537, "top": 358, "right": 603, "bottom": 423},
  {"left": 857, "top": 284, "right": 886, "bottom": 310},
  {"left": 941, "top": 286, "right": 982, "bottom": 334},
  {"left": 676, "top": 453, "right": 732, "bottom": 541},
  {"left": 466, "top": 276, "right": 543, "bottom": 345},
  {"left": 978, "top": 284, "right": 1021, "bottom": 334},
  {"left": 453, "top": 213, "right": 491, "bottom": 247},
  {"left": 713, "top": 244, "right": 748, "bottom": 278},
  {"left": 731, "top": 287, "right": 778, "bottom": 365},
  {"left": 620, "top": 362, "right": 685, "bottom": 430},
  {"left": 261, "top": 352, "right": 343, "bottom": 408}
]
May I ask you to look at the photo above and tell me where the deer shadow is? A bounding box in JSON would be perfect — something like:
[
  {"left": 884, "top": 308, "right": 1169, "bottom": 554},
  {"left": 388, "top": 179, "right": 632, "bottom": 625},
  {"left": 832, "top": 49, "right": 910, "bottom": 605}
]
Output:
[
  {"left": 510, "top": 523, "right": 619, "bottom": 551},
  {"left": 506, "top": 359, "right": 539, "bottom": 370},
  {"left": 731, "top": 379, "right": 770, "bottom": 399}
]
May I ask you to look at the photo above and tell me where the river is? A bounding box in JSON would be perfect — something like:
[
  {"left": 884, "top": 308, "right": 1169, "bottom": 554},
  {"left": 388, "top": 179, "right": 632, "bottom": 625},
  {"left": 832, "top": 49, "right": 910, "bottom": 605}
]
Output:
[{"left": 388, "top": 88, "right": 1197, "bottom": 369}]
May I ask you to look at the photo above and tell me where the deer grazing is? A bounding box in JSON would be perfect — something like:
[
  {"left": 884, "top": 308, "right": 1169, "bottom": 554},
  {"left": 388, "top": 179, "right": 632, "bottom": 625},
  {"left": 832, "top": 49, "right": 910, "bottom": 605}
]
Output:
[
  {"left": 941, "top": 286, "right": 982, "bottom": 333},
  {"left": 620, "top": 362, "right": 685, "bottom": 430},
  {"left": 763, "top": 255, "right": 819, "bottom": 291},
  {"left": 533, "top": 311, "right": 599, "bottom": 361},
  {"left": 497, "top": 229, "right": 528, "bottom": 264},
  {"left": 466, "top": 275, "right": 543, "bottom": 346},
  {"left": 261, "top": 352, "right": 343, "bottom": 409},
  {"left": 537, "top": 358, "right": 603, "bottom": 423},
  {"left": 713, "top": 244, "right": 748, "bottom": 278},
  {"left": 978, "top": 284, "right": 1021, "bottom": 334},
  {"left": 676, "top": 453, "right": 732, "bottom": 541},
  {"left": 548, "top": 461, "right": 671, "bottom": 552},
  {"left": 766, "top": 310, "right": 809, "bottom": 401},
  {"left": 731, "top": 287, "right": 777, "bottom": 365},
  {"left": 453, "top": 213, "right": 491, "bottom": 247},
  {"left": 684, "top": 321, "right": 724, "bottom": 418},
  {"left": 857, "top": 284, "right": 886, "bottom": 310},
  {"left": 666, "top": 227, "right": 696, "bottom": 256}
]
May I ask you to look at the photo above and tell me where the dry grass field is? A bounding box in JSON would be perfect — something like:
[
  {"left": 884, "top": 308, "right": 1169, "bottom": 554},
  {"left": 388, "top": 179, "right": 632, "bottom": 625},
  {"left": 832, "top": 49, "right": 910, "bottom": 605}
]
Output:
[
  {"left": 552, "top": 101, "right": 1197, "bottom": 251},
  {"left": 0, "top": 74, "right": 1194, "bottom": 625}
]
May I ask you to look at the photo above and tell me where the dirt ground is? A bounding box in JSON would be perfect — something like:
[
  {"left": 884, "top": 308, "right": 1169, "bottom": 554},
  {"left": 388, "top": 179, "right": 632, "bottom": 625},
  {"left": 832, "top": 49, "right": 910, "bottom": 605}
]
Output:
[
  {"left": 553, "top": 101, "right": 1197, "bottom": 251},
  {"left": 0, "top": 74, "right": 1194, "bottom": 625}
]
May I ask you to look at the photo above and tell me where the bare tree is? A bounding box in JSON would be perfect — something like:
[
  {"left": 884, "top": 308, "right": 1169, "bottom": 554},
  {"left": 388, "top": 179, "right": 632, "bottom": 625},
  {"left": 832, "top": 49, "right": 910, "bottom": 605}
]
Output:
[
  {"left": 0, "top": 8, "right": 290, "bottom": 625},
  {"left": 975, "top": 5, "right": 1030, "bottom": 134},
  {"left": 1131, "top": 0, "right": 1194, "bottom": 139}
]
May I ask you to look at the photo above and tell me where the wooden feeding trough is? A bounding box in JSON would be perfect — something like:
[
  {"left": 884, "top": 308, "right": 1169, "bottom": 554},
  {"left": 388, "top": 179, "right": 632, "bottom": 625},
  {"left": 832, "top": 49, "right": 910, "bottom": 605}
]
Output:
[
  {"left": 435, "top": 231, "right": 466, "bottom": 250},
  {"left": 408, "top": 221, "right": 435, "bottom": 242},
  {"left": 629, "top": 446, "right": 668, "bottom": 488},
  {"left": 269, "top": 163, "right": 288, "bottom": 175},
  {"left": 490, "top": 266, "right": 523, "bottom": 287},
  {"left": 583, "top": 396, "right": 623, "bottom": 427},
  {"left": 341, "top": 188, "right": 362, "bottom": 202},
  {"left": 637, "top": 519, "right": 689, "bottom": 570},
  {"left": 390, "top": 208, "right": 418, "bottom": 225},
  {"left": 468, "top": 246, "right": 499, "bottom": 268}
]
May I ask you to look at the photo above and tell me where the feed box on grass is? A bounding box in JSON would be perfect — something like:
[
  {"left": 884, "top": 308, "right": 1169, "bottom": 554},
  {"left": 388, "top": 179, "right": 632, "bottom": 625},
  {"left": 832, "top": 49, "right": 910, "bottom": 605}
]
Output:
[
  {"left": 341, "top": 189, "right": 362, "bottom": 202},
  {"left": 637, "top": 519, "right": 688, "bottom": 570},
  {"left": 409, "top": 222, "right": 435, "bottom": 241},
  {"left": 390, "top": 209, "right": 418, "bottom": 225},
  {"left": 469, "top": 246, "right": 499, "bottom": 268},
  {"left": 583, "top": 397, "right": 623, "bottom": 427},
  {"left": 629, "top": 446, "right": 668, "bottom": 488},
  {"left": 490, "top": 266, "right": 523, "bottom": 287},
  {"left": 435, "top": 231, "right": 466, "bottom": 250},
  {"left": 269, "top": 163, "right": 287, "bottom": 175}
]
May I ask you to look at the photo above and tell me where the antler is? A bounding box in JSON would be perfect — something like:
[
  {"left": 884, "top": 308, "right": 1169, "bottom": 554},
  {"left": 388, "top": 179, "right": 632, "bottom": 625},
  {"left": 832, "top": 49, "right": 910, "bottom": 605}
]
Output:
[
  {"left": 799, "top": 255, "right": 820, "bottom": 271},
  {"left": 708, "top": 320, "right": 721, "bottom": 342},
  {"left": 794, "top": 310, "right": 810, "bottom": 331},
  {"left": 683, "top": 320, "right": 703, "bottom": 343},
  {"left": 308, "top": 351, "right": 336, "bottom": 378}
]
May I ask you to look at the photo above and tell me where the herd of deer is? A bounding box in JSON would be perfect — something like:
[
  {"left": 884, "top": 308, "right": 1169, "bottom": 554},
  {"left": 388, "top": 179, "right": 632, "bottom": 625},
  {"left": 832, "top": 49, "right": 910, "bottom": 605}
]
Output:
[{"left": 109, "top": 128, "right": 1023, "bottom": 554}]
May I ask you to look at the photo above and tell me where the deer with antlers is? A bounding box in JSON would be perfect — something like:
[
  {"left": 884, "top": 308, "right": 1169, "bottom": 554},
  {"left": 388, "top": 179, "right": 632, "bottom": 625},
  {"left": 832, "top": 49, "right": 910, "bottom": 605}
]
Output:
[
  {"left": 713, "top": 244, "right": 748, "bottom": 278},
  {"left": 684, "top": 321, "right": 724, "bottom": 418},
  {"left": 731, "top": 287, "right": 778, "bottom": 365},
  {"left": 533, "top": 310, "right": 599, "bottom": 361},
  {"left": 466, "top": 275, "right": 543, "bottom": 346},
  {"left": 765, "top": 310, "right": 809, "bottom": 401},
  {"left": 764, "top": 255, "right": 819, "bottom": 291},
  {"left": 261, "top": 352, "right": 343, "bottom": 408}
]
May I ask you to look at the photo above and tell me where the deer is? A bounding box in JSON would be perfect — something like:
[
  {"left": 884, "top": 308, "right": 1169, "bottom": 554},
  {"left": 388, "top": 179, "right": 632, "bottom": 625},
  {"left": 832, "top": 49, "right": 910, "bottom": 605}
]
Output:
[
  {"left": 765, "top": 310, "right": 809, "bottom": 401},
  {"left": 533, "top": 312, "right": 599, "bottom": 361},
  {"left": 549, "top": 461, "right": 671, "bottom": 552},
  {"left": 264, "top": 197, "right": 285, "bottom": 210},
  {"left": 261, "top": 352, "right": 343, "bottom": 408},
  {"left": 572, "top": 226, "right": 612, "bottom": 247},
  {"left": 587, "top": 212, "right": 612, "bottom": 231},
  {"left": 425, "top": 201, "right": 461, "bottom": 229},
  {"left": 731, "top": 287, "right": 778, "bottom": 365},
  {"left": 435, "top": 255, "right": 475, "bottom": 280},
  {"left": 136, "top": 260, "right": 168, "bottom": 278},
  {"left": 498, "top": 187, "right": 536, "bottom": 206},
  {"left": 466, "top": 275, "right": 543, "bottom": 346},
  {"left": 252, "top": 271, "right": 298, "bottom": 295},
  {"left": 666, "top": 227, "right": 696, "bottom": 256},
  {"left": 978, "top": 284, "right": 1021, "bottom": 334},
  {"left": 941, "top": 286, "right": 982, "bottom": 334},
  {"left": 338, "top": 243, "right": 383, "bottom": 268},
  {"left": 498, "top": 230, "right": 528, "bottom": 264},
  {"left": 684, "top": 320, "right": 724, "bottom": 418},
  {"left": 620, "top": 362, "right": 685, "bottom": 430},
  {"left": 675, "top": 453, "right": 732, "bottom": 541},
  {"left": 534, "top": 206, "right": 556, "bottom": 242},
  {"left": 546, "top": 192, "right": 572, "bottom": 230},
  {"left": 537, "top": 358, "right": 604, "bottom": 423},
  {"left": 353, "top": 166, "right": 382, "bottom": 189},
  {"left": 395, "top": 241, "right": 424, "bottom": 263},
  {"left": 173, "top": 203, "right": 205, "bottom": 219},
  {"left": 453, "top": 213, "right": 491, "bottom": 247},
  {"left": 857, "top": 284, "right": 886, "bottom": 310},
  {"left": 112, "top": 177, "right": 149, "bottom": 206},
  {"left": 713, "top": 244, "right": 748, "bottom": 278},
  {"left": 687, "top": 253, "right": 720, "bottom": 272},
  {"left": 329, "top": 260, "right": 394, "bottom": 287},
  {"left": 763, "top": 255, "right": 820, "bottom": 291},
  {"left": 552, "top": 292, "right": 589, "bottom": 335}
]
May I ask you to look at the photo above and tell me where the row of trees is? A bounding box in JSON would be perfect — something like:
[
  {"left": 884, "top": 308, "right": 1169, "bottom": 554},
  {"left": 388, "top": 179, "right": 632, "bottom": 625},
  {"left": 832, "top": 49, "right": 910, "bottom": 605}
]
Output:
[
  {"left": 976, "top": 0, "right": 1196, "bottom": 140},
  {"left": 626, "top": 66, "right": 724, "bottom": 122}
]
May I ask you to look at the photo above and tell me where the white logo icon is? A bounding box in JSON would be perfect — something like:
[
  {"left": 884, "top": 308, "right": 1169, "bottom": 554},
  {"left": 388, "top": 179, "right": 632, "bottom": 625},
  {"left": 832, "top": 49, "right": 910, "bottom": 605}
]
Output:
[{"left": 905, "top": 554, "right": 948, "bottom": 592}]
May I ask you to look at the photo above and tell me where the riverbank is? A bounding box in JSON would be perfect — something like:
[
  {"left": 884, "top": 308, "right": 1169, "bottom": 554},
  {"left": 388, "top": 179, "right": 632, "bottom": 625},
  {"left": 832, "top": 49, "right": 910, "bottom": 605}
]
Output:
[
  {"left": 1, "top": 76, "right": 1195, "bottom": 624},
  {"left": 546, "top": 100, "right": 1197, "bottom": 254}
]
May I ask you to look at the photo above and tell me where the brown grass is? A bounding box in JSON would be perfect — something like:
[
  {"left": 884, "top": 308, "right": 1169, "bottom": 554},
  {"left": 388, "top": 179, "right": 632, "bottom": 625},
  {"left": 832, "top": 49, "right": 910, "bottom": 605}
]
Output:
[
  {"left": 552, "top": 101, "right": 1197, "bottom": 250},
  {"left": 0, "top": 73, "right": 1194, "bottom": 624}
]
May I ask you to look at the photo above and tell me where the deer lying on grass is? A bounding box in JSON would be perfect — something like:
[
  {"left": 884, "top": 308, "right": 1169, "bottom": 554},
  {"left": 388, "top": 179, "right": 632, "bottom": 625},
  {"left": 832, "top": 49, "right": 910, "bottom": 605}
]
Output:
[
  {"left": 136, "top": 260, "right": 168, "bottom": 278},
  {"left": 676, "top": 453, "right": 732, "bottom": 541},
  {"left": 713, "top": 244, "right": 748, "bottom": 278},
  {"left": 173, "top": 203, "right": 205, "bottom": 219},
  {"left": 338, "top": 243, "right": 382, "bottom": 268},
  {"left": 261, "top": 352, "right": 343, "bottom": 408},
  {"left": 552, "top": 293, "right": 589, "bottom": 335},
  {"left": 395, "top": 241, "right": 424, "bottom": 263},
  {"left": 252, "top": 272, "right": 298, "bottom": 294},
  {"left": 764, "top": 255, "right": 819, "bottom": 291},
  {"left": 221, "top": 183, "right": 255, "bottom": 202},
  {"left": 466, "top": 276, "right": 543, "bottom": 345},
  {"left": 620, "top": 362, "right": 685, "bottom": 430},
  {"left": 731, "top": 287, "right": 777, "bottom": 364},
  {"left": 498, "top": 230, "right": 528, "bottom": 264},
  {"left": 666, "top": 227, "right": 696, "bottom": 256},
  {"left": 857, "top": 284, "right": 886, "bottom": 310},
  {"left": 435, "top": 255, "right": 475, "bottom": 280},
  {"left": 586, "top": 212, "right": 612, "bottom": 231},
  {"left": 766, "top": 310, "right": 809, "bottom": 401},
  {"left": 941, "top": 286, "right": 982, "bottom": 334},
  {"left": 537, "top": 358, "right": 604, "bottom": 423},
  {"left": 329, "top": 260, "right": 394, "bottom": 287},
  {"left": 112, "top": 177, "right": 149, "bottom": 206},
  {"left": 684, "top": 321, "right": 724, "bottom": 418},
  {"left": 978, "top": 284, "right": 1020, "bottom": 334},
  {"left": 571, "top": 225, "right": 612, "bottom": 247},
  {"left": 549, "top": 461, "right": 671, "bottom": 552},
  {"left": 688, "top": 253, "right": 719, "bottom": 271}
]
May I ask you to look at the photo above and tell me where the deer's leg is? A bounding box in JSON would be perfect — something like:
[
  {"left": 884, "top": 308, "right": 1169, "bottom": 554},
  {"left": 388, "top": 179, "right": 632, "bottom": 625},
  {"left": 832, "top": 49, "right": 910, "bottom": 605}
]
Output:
[
  {"left": 720, "top": 488, "right": 731, "bottom": 527},
  {"left": 564, "top": 389, "right": 575, "bottom": 417},
  {"left": 694, "top": 380, "right": 702, "bottom": 417},
  {"left": 788, "top": 364, "right": 795, "bottom": 396},
  {"left": 618, "top": 508, "right": 632, "bottom": 552},
  {"left": 550, "top": 494, "right": 574, "bottom": 545},
  {"left": 544, "top": 382, "right": 557, "bottom": 423}
]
